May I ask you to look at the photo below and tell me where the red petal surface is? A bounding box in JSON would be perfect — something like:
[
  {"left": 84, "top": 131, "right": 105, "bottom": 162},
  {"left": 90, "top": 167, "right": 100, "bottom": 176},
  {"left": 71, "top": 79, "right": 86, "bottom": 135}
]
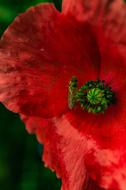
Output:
[
  {"left": 60, "top": 104, "right": 126, "bottom": 190},
  {"left": 62, "top": 0, "right": 100, "bottom": 22},
  {"left": 21, "top": 114, "right": 104, "bottom": 190},
  {"left": 62, "top": 0, "right": 126, "bottom": 55},
  {"left": 0, "top": 3, "right": 99, "bottom": 118}
]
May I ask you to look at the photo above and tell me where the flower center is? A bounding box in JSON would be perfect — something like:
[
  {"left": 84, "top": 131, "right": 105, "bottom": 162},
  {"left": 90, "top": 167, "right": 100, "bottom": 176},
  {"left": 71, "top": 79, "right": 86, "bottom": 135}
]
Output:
[
  {"left": 87, "top": 88, "right": 104, "bottom": 105},
  {"left": 68, "top": 77, "right": 115, "bottom": 114}
]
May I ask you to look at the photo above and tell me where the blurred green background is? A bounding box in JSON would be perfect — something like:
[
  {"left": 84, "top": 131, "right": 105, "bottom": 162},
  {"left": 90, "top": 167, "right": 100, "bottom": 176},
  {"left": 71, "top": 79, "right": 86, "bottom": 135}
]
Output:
[{"left": 0, "top": 0, "right": 62, "bottom": 190}]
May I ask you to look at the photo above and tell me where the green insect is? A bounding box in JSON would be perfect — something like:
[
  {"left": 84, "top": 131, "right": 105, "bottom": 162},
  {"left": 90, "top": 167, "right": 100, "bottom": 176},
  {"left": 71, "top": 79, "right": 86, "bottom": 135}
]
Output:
[{"left": 68, "top": 76, "right": 78, "bottom": 109}]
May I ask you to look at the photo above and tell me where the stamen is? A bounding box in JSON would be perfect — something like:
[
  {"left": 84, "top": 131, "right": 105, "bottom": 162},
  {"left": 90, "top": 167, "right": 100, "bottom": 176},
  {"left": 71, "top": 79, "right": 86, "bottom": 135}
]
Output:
[{"left": 68, "top": 77, "right": 115, "bottom": 114}]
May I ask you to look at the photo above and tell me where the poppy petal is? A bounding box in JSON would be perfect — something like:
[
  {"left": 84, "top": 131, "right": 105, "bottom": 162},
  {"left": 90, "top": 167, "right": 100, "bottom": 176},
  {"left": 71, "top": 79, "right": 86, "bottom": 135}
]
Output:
[
  {"left": 24, "top": 112, "right": 126, "bottom": 190},
  {"left": 58, "top": 108, "right": 126, "bottom": 190},
  {"left": 62, "top": 0, "right": 126, "bottom": 52},
  {"left": 21, "top": 114, "right": 104, "bottom": 190},
  {"left": 62, "top": 0, "right": 100, "bottom": 22},
  {"left": 0, "top": 3, "right": 99, "bottom": 118}
]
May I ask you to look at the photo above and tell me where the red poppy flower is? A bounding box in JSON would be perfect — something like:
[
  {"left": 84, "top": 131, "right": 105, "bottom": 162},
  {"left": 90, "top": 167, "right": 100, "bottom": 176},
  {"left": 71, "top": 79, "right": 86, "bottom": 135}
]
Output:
[{"left": 0, "top": 0, "right": 126, "bottom": 189}]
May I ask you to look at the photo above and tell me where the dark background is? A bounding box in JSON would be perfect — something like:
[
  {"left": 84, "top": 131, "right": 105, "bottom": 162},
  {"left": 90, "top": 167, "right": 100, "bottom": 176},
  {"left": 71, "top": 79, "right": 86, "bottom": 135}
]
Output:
[{"left": 0, "top": 0, "right": 61, "bottom": 190}]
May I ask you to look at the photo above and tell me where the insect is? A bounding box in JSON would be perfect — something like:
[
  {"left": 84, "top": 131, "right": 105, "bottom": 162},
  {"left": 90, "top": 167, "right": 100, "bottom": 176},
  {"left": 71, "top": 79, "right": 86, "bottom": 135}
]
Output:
[{"left": 68, "top": 76, "right": 78, "bottom": 109}]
